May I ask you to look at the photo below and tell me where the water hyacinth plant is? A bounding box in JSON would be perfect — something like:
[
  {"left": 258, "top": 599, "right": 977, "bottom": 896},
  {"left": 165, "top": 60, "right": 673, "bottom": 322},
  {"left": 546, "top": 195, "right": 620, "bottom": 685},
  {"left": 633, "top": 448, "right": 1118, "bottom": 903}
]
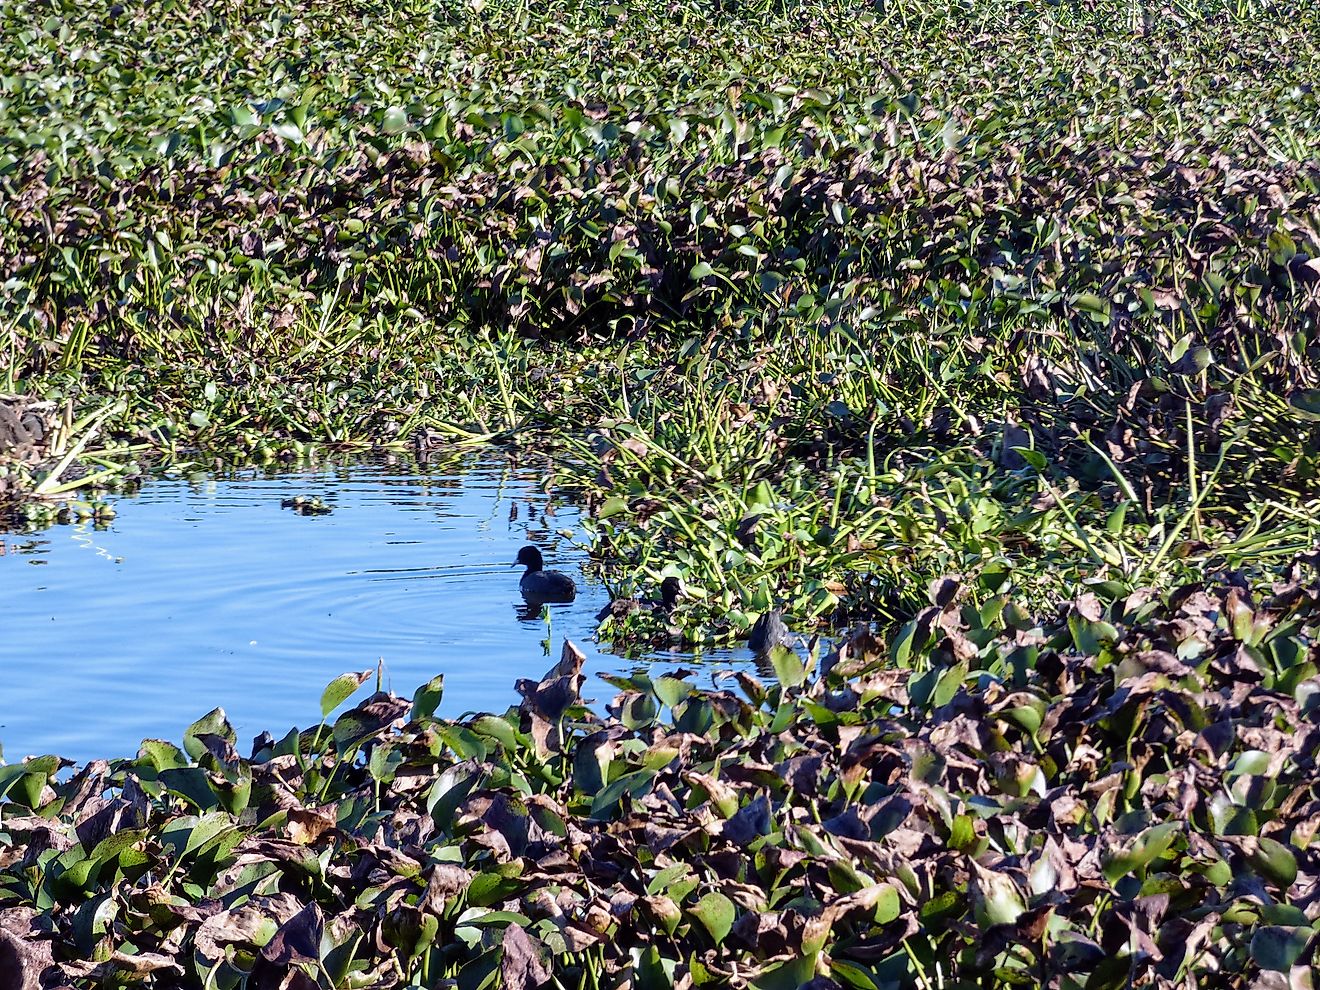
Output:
[
  {"left": 4, "top": 564, "right": 1320, "bottom": 987},
  {"left": 3, "top": 0, "right": 1319, "bottom": 643}
]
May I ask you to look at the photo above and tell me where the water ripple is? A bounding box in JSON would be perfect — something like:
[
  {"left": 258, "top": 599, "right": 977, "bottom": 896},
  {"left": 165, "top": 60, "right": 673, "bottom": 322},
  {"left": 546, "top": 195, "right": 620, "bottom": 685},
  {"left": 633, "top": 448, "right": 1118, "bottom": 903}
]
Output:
[{"left": 0, "top": 453, "right": 751, "bottom": 762}]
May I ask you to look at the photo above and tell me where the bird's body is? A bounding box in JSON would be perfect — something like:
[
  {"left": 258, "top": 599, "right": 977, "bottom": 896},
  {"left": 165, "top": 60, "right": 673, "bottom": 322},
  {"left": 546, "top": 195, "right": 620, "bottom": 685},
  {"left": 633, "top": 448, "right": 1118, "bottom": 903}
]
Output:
[
  {"left": 596, "top": 576, "right": 683, "bottom": 622},
  {"left": 748, "top": 609, "right": 792, "bottom": 655},
  {"left": 515, "top": 545, "right": 577, "bottom": 603}
]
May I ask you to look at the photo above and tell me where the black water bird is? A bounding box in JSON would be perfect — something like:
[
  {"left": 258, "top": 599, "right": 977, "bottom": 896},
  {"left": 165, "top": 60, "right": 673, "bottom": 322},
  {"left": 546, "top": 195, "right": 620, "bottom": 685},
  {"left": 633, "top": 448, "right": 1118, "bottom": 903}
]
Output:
[
  {"left": 748, "top": 608, "right": 792, "bottom": 655},
  {"left": 596, "top": 576, "right": 684, "bottom": 622},
  {"left": 515, "top": 545, "right": 577, "bottom": 603}
]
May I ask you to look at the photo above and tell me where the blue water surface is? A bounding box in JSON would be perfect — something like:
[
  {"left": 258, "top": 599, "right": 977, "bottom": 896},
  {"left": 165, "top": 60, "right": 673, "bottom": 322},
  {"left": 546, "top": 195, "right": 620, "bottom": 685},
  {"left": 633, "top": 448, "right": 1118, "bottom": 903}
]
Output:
[{"left": 0, "top": 452, "right": 751, "bottom": 763}]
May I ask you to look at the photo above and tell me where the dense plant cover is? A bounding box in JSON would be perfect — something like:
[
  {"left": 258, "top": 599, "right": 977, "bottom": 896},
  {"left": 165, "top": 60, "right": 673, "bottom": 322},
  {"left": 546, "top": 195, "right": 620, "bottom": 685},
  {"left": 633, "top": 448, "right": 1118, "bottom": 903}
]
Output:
[
  {"left": 3, "top": 0, "right": 1320, "bottom": 640},
  {"left": 4, "top": 565, "right": 1320, "bottom": 988}
]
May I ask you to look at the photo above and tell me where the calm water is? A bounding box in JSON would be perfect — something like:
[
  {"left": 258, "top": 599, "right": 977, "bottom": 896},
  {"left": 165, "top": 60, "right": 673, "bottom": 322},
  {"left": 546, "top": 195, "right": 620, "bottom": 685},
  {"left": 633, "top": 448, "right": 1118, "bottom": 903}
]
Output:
[{"left": 0, "top": 453, "right": 752, "bottom": 763}]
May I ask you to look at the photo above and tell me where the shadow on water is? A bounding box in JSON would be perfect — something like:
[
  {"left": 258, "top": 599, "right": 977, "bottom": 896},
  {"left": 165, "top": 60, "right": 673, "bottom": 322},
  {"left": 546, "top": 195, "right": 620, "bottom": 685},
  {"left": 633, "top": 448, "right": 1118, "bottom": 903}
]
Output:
[{"left": 0, "top": 449, "right": 754, "bottom": 763}]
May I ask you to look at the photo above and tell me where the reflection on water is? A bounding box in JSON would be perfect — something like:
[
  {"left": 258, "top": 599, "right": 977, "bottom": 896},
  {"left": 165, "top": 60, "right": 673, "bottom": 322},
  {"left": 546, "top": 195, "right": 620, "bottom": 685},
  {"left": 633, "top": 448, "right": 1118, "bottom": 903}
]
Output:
[{"left": 0, "top": 452, "right": 753, "bottom": 763}]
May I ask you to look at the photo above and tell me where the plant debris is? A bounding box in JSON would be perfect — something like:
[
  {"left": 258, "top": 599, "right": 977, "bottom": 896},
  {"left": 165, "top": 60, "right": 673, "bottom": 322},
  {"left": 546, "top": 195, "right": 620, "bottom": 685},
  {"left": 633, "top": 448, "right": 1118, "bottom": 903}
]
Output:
[{"left": 280, "top": 495, "right": 333, "bottom": 516}]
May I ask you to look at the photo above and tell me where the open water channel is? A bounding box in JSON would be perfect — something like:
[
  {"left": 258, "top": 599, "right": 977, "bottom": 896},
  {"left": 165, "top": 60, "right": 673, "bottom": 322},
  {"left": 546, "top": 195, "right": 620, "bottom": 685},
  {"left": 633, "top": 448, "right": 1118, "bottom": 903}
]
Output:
[{"left": 0, "top": 452, "right": 753, "bottom": 763}]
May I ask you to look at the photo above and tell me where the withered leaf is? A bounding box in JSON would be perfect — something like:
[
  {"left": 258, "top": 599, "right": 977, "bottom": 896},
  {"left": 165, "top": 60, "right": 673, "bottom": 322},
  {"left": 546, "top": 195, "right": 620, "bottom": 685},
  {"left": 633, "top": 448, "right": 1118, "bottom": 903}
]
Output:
[
  {"left": 500, "top": 923, "right": 550, "bottom": 990},
  {"left": 260, "top": 902, "right": 323, "bottom": 966}
]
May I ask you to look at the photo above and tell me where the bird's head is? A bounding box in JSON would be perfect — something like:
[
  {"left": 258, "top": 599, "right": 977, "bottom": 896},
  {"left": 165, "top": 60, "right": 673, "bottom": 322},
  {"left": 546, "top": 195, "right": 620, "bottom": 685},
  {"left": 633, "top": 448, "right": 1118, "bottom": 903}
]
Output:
[{"left": 515, "top": 545, "right": 544, "bottom": 570}]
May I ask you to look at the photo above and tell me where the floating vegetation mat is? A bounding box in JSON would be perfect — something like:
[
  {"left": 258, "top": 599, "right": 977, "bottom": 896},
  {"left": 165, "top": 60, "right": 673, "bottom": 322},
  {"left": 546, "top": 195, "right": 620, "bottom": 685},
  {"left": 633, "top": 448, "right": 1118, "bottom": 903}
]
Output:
[
  {"left": 4, "top": 563, "right": 1320, "bottom": 988},
  {"left": 4, "top": 0, "right": 1320, "bottom": 643}
]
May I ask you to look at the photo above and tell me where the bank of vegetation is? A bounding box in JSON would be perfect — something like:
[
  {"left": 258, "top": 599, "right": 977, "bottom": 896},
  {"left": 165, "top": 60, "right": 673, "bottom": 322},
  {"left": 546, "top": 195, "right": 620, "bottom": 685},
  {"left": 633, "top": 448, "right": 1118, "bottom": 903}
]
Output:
[
  {"left": 3, "top": 0, "right": 1319, "bottom": 638},
  {"left": 5, "top": 567, "right": 1320, "bottom": 988}
]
